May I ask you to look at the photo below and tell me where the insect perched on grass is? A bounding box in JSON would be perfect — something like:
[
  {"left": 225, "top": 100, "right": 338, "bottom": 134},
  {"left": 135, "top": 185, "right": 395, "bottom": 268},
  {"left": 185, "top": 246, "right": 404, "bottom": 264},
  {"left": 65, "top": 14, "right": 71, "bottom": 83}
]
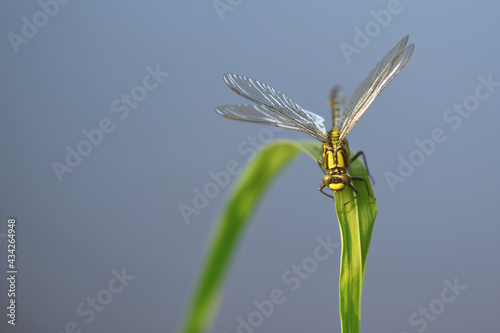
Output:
[{"left": 216, "top": 35, "right": 414, "bottom": 211}]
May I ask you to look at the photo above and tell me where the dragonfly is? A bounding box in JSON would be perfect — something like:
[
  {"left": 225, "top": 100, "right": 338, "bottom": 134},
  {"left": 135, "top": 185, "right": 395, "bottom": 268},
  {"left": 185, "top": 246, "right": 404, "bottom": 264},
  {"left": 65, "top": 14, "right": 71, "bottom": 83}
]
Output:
[{"left": 215, "top": 35, "right": 414, "bottom": 211}]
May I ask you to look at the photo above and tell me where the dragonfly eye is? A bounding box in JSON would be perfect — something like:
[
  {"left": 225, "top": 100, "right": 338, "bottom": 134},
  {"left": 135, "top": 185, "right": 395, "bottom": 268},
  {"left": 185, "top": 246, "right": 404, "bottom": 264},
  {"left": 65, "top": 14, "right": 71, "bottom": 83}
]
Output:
[
  {"left": 339, "top": 173, "right": 351, "bottom": 184},
  {"left": 322, "top": 174, "right": 333, "bottom": 186}
]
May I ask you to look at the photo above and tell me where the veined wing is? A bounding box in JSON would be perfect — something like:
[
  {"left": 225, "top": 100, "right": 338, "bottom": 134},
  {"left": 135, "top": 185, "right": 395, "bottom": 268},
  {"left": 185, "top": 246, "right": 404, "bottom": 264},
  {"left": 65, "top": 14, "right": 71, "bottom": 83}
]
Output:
[
  {"left": 221, "top": 74, "right": 329, "bottom": 142},
  {"left": 338, "top": 35, "right": 414, "bottom": 141},
  {"left": 216, "top": 104, "right": 328, "bottom": 134}
]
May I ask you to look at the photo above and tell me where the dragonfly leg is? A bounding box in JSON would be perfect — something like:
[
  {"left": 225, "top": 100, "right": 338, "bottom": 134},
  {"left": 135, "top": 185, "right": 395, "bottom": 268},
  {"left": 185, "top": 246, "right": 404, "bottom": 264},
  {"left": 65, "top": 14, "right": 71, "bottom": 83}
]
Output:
[
  {"left": 351, "top": 176, "right": 376, "bottom": 200},
  {"left": 350, "top": 151, "right": 375, "bottom": 183},
  {"left": 320, "top": 179, "right": 372, "bottom": 211},
  {"left": 319, "top": 184, "right": 335, "bottom": 199},
  {"left": 317, "top": 159, "right": 327, "bottom": 174},
  {"left": 339, "top": 184, "right": 359, "bottom": 213}
]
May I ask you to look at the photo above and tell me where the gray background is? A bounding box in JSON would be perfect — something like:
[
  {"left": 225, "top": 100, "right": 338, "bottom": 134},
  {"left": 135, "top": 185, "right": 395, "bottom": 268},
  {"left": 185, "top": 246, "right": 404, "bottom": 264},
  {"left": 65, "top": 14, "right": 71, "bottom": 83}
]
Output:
[{"left": 1, "top": 1, "right": 499, "bottom": 332}]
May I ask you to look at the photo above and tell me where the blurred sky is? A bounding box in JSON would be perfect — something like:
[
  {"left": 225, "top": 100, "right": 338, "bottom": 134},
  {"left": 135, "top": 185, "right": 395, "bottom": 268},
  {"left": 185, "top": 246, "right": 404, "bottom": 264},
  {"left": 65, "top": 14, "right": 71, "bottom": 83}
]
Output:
[{"left": 1, "top": 1, "right": 499, "bottom": 332}]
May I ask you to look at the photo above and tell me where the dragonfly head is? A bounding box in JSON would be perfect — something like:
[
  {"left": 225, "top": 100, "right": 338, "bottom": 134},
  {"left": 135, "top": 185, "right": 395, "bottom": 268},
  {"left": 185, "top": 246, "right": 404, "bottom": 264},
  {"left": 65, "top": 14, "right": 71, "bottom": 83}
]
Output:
[{"left": 322, "top": 173, "right": 351, "bottom": 193}]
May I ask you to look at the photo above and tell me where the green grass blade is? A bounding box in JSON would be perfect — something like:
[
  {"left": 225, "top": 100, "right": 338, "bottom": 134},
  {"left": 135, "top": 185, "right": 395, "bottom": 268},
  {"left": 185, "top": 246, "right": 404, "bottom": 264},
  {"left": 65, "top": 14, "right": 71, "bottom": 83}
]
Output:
[
  {"left": 334, "top": 156, "right": 377, "bottom": 333},
  {"left": 179, "top": 139, "right": 376, "bottom": 333},
  {"left": 180, "top": 139, "right": 314, "bottom": 333}
]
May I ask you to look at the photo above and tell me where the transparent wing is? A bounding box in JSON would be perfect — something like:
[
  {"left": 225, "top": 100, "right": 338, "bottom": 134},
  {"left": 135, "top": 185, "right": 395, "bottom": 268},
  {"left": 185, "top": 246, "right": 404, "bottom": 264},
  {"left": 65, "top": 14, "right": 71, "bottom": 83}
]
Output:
[
  {"left": 338, "top": 35, "right": 414, "bottom": 141},
  {"left": 216, "top": 104, "right": 327, "bottom": 134},
  {"left": 220, "top": 74, "right": 329, "bottom": 142}
]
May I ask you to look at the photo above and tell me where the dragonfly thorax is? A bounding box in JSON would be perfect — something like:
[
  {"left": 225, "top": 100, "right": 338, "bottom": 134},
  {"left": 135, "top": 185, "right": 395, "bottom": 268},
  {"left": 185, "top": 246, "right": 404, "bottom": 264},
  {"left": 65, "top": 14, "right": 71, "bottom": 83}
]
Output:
[{"left": 322, "top": 139, "right": 350, "bottom": 171}]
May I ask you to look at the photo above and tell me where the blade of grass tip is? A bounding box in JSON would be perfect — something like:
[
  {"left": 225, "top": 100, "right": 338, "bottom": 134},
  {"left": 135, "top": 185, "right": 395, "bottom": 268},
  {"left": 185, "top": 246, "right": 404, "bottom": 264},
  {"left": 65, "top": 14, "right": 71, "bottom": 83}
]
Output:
[
  {"left": 334, "top": 157, "right": 377, "bottom": 333},
  {"left": 180, "top": 139, "right": 319, "bottom": 333}
]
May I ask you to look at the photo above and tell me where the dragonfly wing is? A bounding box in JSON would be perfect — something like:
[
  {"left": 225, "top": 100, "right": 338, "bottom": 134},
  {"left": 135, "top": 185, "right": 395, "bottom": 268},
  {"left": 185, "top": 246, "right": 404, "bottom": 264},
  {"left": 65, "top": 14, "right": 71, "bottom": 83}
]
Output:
[
  {"left": 304, "top": 109, "right": 327, "bottom": 132},
  {"left": 221, "top": 74, "right": 329, "bottom": 142},
  {"left": 216, "top": 104, "right": 327, "bottom": 133},
  {"left": 338, "top": 35, "right": 414, "bottom": 141}
]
